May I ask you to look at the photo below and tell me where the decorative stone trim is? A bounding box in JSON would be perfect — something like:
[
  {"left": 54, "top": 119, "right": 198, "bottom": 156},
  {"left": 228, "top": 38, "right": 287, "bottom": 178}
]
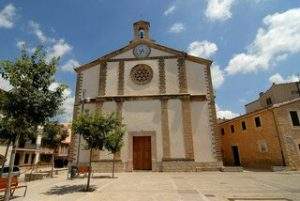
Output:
[
  {"left": 74, "top": 94, "right": 206, "bottom": 106},
  {"left": 70, "top": 72, "right": 83, "bottom": 163},
  {"left": 116, "top": 100, "right": 123, "bottom": 121},
  {"left": 181, "top": 96, "right": 194, "bottom": 160},
  {"left": 177, "top": 58, "right": 188, "bottom": 93},
  {"left": 75, "top": 40, "right": 212, "bottom": 73},
  {"left": 74, "top": 73, "right": 83, "bottom": 105},
  {"left": 160, "top": 99, "right": 170, "bottom": 159},
  {"left": 130, "top": 64, "right": 153, "bottom": 85},
  {"left": 98, "top": 62, "right": 107, "bottom": 96},
  {"left": 118, "top": 61, "right": 125, "bottom": 95},
  {"left": 158, "top": 58, "right": 166, "bottom": 94},
  {"left": 204, "top": 64, "right": 222, "bottom": 161}
]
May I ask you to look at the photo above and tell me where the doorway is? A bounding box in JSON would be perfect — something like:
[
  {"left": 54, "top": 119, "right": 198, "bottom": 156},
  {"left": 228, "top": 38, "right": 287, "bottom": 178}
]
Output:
[
  {"left": 133, "top": 136, "right": 152, "bottom": 170},
  {"left": 231, "top": 145, "right": 241, "bottom": 166}
]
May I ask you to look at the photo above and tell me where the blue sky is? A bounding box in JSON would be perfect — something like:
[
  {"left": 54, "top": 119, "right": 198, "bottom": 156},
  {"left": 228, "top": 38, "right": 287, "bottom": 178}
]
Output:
[{"left": 0, "top": 0, "right": 300, "bottom": 121}]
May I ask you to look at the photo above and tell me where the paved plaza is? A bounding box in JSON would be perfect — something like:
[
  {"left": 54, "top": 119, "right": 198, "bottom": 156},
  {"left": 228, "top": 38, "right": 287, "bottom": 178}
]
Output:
[{"left": 10, "top": 171, "right": 300, "bottom": 201}]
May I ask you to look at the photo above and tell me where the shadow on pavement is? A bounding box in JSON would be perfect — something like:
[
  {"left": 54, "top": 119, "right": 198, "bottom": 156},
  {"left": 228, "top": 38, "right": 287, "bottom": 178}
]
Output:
[{"left": 43, "top": 184, "right": 96, "bottom": 195}]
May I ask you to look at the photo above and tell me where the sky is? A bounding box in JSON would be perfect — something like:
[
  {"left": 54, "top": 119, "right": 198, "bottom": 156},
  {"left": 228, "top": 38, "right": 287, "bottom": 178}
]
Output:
[{"left": 0, "top": 0, "right": 300, "bottom": 122}]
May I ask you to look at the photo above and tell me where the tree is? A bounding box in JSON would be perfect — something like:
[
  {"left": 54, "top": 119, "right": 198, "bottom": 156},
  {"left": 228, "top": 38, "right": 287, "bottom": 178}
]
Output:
[
  {"left": 0, "top": 47, "right": 65, "bottom": 200},
  {"left": 72, "top": 111, "right": 121, "bottom": 191},
  {"left": 105, "top": 126, "right": 125, "bottom": 178},
  {"left": 41, "top": 122, "right": 68, "bottom": 177}
]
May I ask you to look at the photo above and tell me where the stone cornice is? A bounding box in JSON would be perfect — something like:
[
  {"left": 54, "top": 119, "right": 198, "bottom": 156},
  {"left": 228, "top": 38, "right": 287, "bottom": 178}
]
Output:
[{"left": 74, "top": 94, "right": 206, "bottom": 105}]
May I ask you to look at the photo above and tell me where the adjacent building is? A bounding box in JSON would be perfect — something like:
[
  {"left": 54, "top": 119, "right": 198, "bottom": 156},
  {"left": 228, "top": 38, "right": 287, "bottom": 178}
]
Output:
[
  {"left": 219, "top": 82, "right": 300, "bottom": 170},
  {"left": 70, "top": 20, "right": 222, "bottom": 172}
]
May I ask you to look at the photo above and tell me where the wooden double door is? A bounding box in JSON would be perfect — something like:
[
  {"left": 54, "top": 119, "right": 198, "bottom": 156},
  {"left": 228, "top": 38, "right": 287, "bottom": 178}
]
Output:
[{"left": 133, "top": 136, "right": 152, "bottom": 170}]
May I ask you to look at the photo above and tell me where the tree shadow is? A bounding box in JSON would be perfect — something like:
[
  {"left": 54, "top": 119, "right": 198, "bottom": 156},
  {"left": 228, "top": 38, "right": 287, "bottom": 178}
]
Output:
[
  {"left": 92, "top": 175, "right": 113, "bottom": 179},
  {"left": 43, "top": 184, "right": 96, "bottom": 195}
]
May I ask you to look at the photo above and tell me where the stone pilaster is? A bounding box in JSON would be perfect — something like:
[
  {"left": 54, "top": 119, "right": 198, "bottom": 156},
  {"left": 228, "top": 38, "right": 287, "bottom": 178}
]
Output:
[
  {"left": 161, "top": 98, "right": 171, "bottom": 159},
  {"left": 177, "top": 58, "right": 188, "bottom": 93},
  {"left": 70, "top": 72, "right": 83, "bottom": 163},
  {"left": 181, "top": 96, "right": 194, "bottom": 160},
  {"left": 204, "top": 64, "right": 222, "bottom": 161},
  {"left": 118, "top": 61, "right": 125, "bottom": 95},
  {"left": 98, "top": 62, "right": 107, "bottom": 96},
  {"left": 158, "top": 58, "right": 166, "bottom": 94},
  {"left": 115, "top": 100, "right": 123, "bottom": 160}
]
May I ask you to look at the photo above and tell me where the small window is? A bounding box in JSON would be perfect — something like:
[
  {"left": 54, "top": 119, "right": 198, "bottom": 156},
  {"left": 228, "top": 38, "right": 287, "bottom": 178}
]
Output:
[
  {"left": 290, "top": 111, "right": 300, "bottom": 126},
  {"left": 255, "top": 117, "right": 261, "bottom": 127},
  {"left": 259, "top": 141, "right": 268, "bottom": 153},
  {"left": 266, "top": 97, "right": 272, "bottom": 106},
  {"left": 230, "top": 125, "right": 235, "bottom": 133},
  {"left": 221, "top": 128, "right": 225, "bottom": 135},
  {"left": 24, "top": 154, "right": 29, "bottom": 164},
  {"left": 298, "top": 144, "right": 300, "bottom": 151},
  {"left": 241, "top": 121, "right": 246, "bottom": 130}
]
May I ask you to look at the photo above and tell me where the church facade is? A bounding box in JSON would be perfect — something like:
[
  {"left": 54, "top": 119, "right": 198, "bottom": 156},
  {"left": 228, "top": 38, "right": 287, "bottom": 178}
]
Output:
[{"left": 70, "top": 21, "right": 222, "bottom": 171}]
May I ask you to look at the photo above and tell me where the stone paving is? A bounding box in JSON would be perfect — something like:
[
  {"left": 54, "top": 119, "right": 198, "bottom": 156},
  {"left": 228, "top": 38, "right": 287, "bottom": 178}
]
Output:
[{"left": 10, "top": 171, "right": 300, "bottom": 201}]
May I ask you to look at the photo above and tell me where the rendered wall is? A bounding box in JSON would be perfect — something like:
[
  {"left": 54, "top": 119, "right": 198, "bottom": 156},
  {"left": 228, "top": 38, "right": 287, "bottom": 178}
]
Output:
[{"left": 82, "top": 65, "right": 99, "bottom": 99}]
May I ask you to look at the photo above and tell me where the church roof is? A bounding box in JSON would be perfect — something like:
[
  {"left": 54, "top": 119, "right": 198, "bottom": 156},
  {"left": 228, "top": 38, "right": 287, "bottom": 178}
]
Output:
[{"left": 74, "top": 40, "right": 212, "bottom": 72}]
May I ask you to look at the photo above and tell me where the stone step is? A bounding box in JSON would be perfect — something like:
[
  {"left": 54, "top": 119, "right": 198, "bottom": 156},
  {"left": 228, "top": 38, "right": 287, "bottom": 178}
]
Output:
[{"left": 221, "top": 166, "right": 243, "bottom": 172}]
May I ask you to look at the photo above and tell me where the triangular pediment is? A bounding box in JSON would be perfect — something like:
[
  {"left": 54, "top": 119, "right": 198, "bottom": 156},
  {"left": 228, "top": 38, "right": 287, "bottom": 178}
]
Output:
[{"left": 75, "top": 40, "right": 212, "bottom": 72}]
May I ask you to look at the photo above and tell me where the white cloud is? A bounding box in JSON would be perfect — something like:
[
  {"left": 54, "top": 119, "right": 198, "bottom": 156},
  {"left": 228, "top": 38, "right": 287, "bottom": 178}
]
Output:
[
  {"left": 46, "top": 39, "right": 72, "bottom": 61},
  {"left": 216, "top": 104, "right": 239, "bottom": 119},
  {"left": 0, "top": 4, "right": 16, "bottom": 28},
  {"left": 187, "top": 40, "right": 218, "bottom": 58},
  {"left": 205, "top": 0, "right": 234, "bottom": 21},
  {"left": 269, "top": 73, "right": 299, "bottom": 84},
  {"left": 211, "top": 64, "right": 225, "bottom": 89},
  {"left": 169, "top": 23, "right": 185, "bottom": 33},
  {"left": 226, "top": 8, "right": 300, "bottom": 75},
  {"left": 28, "top": 21, "right": 48, "bottom": 43},
  {"left": 0, "top": 77, "right": 12, "bottom": 91},
  {"left": 49, "top": 82, "right": 74, "bottom": 122},
  {"left": 16, "top": 41, "right": 26, "bottom": 50},
  {"left": 164, "top": 5, "right": 176, "bottom": 16},
  {"left": 61, "top": 59, "right": 80, "bottom": 72}
]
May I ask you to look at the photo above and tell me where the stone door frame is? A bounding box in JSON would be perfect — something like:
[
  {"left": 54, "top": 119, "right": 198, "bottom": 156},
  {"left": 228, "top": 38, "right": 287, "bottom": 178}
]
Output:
[{"left": 126, "top": 131, "right": 157, "bottom": 171}]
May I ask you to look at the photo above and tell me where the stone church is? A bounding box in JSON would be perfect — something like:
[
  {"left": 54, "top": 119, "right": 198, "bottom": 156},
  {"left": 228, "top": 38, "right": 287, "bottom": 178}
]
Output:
[{"left": 70, "top": 20, "right": 222, "bottom": 171}]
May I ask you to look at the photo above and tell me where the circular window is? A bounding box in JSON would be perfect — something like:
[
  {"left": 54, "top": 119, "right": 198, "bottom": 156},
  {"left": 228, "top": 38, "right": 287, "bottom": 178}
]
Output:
[{"left": 130, "top": 64, "right": 153, "bottom": 85}]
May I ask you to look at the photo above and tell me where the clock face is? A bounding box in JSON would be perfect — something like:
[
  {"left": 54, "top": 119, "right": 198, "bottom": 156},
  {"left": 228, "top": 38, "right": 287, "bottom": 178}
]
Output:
[{"left": 133, "top": 44, "right": 151, "bottom": 58}]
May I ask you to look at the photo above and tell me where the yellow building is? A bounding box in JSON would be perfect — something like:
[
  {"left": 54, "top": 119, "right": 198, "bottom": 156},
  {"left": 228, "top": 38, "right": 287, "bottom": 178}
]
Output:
[{"left": 219, "top": 98, "right": 300, "bottom": 170}]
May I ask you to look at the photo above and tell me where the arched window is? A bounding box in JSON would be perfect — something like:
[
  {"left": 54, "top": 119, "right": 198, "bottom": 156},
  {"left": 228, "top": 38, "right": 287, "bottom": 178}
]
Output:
[{"left": 139, "top": 29, "right": 145, "bottom": 39}]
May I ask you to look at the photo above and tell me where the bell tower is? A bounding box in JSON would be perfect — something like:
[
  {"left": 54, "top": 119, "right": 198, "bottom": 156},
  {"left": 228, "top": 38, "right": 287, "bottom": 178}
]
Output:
[{"left": 133, "top": 20, "right": 151, "bottom": 41}]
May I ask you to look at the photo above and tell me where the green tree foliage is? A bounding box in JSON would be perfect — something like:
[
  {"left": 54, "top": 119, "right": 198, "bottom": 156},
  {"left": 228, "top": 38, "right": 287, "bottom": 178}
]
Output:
[
  {"left": 72, "top": 111, "right": 122, "bottom": 190},
  {"left": 105, "top": 127, "right": 125, "bottom": 178},
  {"left": 0, "top": 47, "right": 66, "bottom": 200}
]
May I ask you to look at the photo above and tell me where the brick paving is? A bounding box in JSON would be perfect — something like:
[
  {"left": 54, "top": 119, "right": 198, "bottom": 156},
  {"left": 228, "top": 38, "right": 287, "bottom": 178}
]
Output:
[{"left": 11, "top": 171, "right": 300, "bottom": 201}]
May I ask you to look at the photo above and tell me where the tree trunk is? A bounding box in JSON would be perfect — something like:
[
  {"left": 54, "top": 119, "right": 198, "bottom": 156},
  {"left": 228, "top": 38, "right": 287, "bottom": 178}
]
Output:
[
  {"left": 4, "top": 134, "right": 20, "bottom": 201},
  {"left": 50, "top": 154, "right": 54, "bottom": 177},
  {"left": 0, "top": 140, "right": 11, "bottom": 177},
  {"left": 86, "top": 148, "right": 92, "bottom": 191},
  {"left": 112, "top": 154, "right": 115, "bottom": 178}
]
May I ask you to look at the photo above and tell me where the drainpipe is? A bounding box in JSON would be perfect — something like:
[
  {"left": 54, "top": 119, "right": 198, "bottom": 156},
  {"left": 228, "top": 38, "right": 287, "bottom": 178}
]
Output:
[{"left": 271, "top": 108, "right": 286, "bottom": 166}]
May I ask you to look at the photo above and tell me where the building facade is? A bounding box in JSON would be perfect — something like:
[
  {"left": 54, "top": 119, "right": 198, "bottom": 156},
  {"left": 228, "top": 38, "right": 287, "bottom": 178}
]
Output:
[
  {"left": 246, "top": 82, "right": 300, "bottom": 113},
  {"left": 70, "top": 21, "right": 222, "bottom": 172},
  {"left": 219, "top": 98, "right": 300, "bottom": 170}
]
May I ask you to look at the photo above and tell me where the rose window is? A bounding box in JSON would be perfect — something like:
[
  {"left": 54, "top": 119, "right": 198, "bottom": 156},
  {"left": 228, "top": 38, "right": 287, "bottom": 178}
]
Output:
[{"left": 130, "top": 64, "right": 153, "bottom": 85}]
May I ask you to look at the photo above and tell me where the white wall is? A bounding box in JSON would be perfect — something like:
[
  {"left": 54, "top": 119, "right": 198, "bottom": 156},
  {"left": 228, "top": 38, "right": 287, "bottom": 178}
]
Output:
[
  {"left": 0, "top": 144, "right": 12, "bottom": 165},
  {"left": 168, "top": 99, "right": 185, "bottom": 158},
  {"left": 165, "top": 59, "right": 179, "bottom": 94},
  {"left": 82, "top": 65, "right": 100, "bottom": 99},
  {"left": 185, "top": 61, "right": 207, "bottom": 95},
  {"left": 124, "top": 60, "right": 159, "bottom": 96},
  {"left": 122, "top": 100, "right": 162, "bottom": 162},
  {"left": 191, "top": 101, "right": 215, "bottom": 162},
  {"left": 106, "top": 62, "right": 118, "bottom": 96}
]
